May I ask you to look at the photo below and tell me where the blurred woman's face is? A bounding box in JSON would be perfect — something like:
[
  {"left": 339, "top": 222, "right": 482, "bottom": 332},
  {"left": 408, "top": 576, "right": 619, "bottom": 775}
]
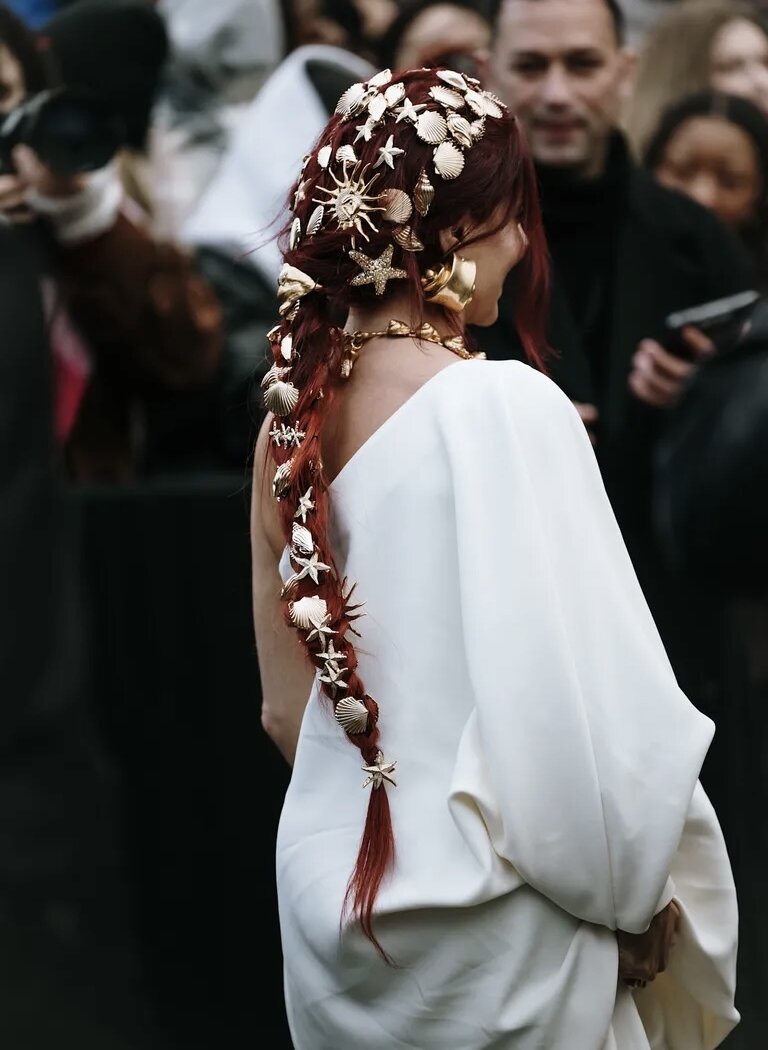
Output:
[
  {"left": 0, "top": 44, "right": 25, "bottom": 115},
  {"left": 710, "top": 18, "right": 768, "bottom": 116},
  {"left": 654, "top": 115, "right": 762, "bottom": 230},
  {"left": 395, "top": 4, "right": 490, "bottom": 72}
]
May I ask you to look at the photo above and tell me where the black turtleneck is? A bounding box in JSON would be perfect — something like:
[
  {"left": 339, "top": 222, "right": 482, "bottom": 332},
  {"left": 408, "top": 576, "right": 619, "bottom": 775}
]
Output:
[{"left": 536, "top": 133, "right": 631, "bottom": 396}]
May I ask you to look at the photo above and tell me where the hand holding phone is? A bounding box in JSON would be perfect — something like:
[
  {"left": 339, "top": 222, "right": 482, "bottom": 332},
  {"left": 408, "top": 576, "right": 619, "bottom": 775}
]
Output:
[
  {"left": 630, "top": 338, "right": 701, "bottom": 408},
  {"left": 664, "top": 290, "right": 760, "bottom": 359}
]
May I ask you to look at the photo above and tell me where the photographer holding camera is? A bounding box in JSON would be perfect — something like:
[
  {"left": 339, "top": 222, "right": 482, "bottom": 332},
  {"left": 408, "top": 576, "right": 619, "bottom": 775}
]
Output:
[{"left": 0, "top": 2, "right": 222, "bottom": 483}]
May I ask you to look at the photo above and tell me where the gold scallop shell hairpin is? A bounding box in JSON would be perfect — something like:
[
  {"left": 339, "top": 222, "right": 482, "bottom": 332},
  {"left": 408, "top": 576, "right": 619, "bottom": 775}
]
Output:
[{"left": 288, "top": 68, "right": 507, "bottom": 267}]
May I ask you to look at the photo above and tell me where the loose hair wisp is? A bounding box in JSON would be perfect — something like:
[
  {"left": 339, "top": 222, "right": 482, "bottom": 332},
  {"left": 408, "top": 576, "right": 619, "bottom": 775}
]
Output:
[{"left": 261, "top": 67, "right": 549, "bottom": 957}]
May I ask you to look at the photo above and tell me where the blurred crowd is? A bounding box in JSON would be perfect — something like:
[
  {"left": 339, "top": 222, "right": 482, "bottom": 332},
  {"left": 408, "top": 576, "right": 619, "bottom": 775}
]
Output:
[{"left": 2, "top": 0, "right": 768, "bottom": 1047}]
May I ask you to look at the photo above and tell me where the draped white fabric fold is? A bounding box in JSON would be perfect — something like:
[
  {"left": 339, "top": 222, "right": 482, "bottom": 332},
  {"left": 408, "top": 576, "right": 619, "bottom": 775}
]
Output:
[{"left": 445, "top": 366, "right": 713, "bottom": 932}]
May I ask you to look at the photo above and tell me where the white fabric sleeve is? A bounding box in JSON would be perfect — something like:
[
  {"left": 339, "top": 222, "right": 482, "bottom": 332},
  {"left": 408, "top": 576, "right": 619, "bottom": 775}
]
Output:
[
  {"left": 445, "top": 362, "right": 716, "bottom": 935},
  {"left": 26, "top": 164, "right": 122, "bottom": 246}
]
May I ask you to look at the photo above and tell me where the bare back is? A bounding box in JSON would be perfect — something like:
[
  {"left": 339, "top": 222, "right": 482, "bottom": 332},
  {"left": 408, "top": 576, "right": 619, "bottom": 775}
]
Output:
[{"left": 251, "top": 336, "right": 462, "bottom": 764}]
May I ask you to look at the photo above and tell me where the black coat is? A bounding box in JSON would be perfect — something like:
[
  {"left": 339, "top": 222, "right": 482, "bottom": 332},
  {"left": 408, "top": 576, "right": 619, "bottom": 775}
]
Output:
[{"left": 475, "top": 167, "right": 753, "bottom": 690}]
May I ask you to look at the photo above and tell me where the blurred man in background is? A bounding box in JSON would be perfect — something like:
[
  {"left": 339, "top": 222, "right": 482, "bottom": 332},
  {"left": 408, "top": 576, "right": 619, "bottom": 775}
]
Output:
[{"left": 480, "top": 0, "right": 752, "bottom": 693}]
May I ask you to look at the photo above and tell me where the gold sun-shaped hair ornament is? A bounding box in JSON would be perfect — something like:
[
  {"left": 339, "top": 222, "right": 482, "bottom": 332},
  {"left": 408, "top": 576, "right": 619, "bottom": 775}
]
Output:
[{"left": 312, "top": 161, "right": 386, "bottom": 244}]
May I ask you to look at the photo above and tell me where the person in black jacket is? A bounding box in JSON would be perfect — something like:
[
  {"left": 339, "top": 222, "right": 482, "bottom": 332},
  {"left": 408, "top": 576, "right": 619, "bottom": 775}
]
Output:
[
  {"left": 479, "top": 0, "right": 753, "bottom": 694},
  {"left": 0, "top": 224, "right": 155, "bottom": 1046}
]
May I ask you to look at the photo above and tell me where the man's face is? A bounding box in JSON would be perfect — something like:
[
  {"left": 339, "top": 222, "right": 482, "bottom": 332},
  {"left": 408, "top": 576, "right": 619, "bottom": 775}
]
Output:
[{"left": 487, "top": 0, "right": 633, "bottom": 177}]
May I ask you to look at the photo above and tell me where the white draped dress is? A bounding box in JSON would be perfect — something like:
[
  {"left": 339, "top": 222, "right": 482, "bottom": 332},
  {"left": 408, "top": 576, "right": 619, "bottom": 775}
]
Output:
[{"left": 275, "top": 359, "right": 739, "bottom": 1050}]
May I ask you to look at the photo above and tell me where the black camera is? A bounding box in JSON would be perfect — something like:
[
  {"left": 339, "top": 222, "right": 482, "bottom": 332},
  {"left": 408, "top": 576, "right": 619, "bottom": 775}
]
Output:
[{"left": 0, "top": 89, "right": 126, "bottom": 176}]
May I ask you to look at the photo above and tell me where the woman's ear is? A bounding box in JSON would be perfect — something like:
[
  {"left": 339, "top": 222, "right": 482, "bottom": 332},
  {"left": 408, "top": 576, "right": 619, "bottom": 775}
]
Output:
[{"left": 438, "top": 221, "right": 467, "bottom": 254}]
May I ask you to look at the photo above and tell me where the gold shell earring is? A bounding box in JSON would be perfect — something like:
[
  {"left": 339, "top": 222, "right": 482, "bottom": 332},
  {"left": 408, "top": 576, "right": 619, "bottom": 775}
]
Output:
[{"left": 420, "top": 253, "right": 477, "bottom": 313}]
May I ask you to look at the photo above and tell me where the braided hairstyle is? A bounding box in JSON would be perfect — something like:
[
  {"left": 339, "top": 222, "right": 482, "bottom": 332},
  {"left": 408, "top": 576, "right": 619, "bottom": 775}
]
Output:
[{"left": 261, "top": 67, "right": 549, "bottom": 956}]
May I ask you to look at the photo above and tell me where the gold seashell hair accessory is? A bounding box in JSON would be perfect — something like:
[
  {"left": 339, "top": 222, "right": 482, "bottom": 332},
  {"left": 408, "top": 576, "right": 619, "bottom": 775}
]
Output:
[
  {"left": 289, "top": 217, "right": 301, "bottom": 250},
  {"left": 264, "top": 379, "right": 299, "bottom": 416},
  {"left": 368, "top": 92, "right": 387, "bottom": 121},
  {"left": 291, "top": 522, "right": 314, "bottom": 554},
  {"left": 334, "top": 696, "right": 370, "bottom": 735},
  {"left": 261, "top": 363, "right": 291, "bottom": 390},
  {"left": 393, "top": 225, "right": 425, "bottom": 252},
  {"left": 272, "top": 460, "right": 294, "bottom": 499},
  {"left": 446, "top": 112, "right": 474, "bottom": 149},
  {"left": 368, "top": 68, "right": 393, "bottom": 88},
  {"left": 433, "top": 140, "right": 465, "bottom": 180},
  {"left": 413, "top": 169, "right": 435, "bottom": 216},
  {"left": 470, "top": 119, "right": 486, "bottom": 141},
  {"left": 465, "top": 89, "right": 503, "bottom": 119},
  {"left": 289, "top": 595, "right": 329, "bottom": 630},
  {"left": 306, "top": 205, "right": 324, "bottom": 237},
  {"left": 277, "top": 263, "right": 319, "bottom": 317},
  {"left": 380, "top": 188, "right": 413, "bottom": 224},
  {"left": 335, "top": 82, "right": 366, "bottom": 119},
  {"left": 429, "top": 85, "right": 464, "bottom": 109},
  {"left": 416, "top": 109, "right": 448, "bottom": 145},
  {"left": 384, "top": 82, "right": 405, "bottom": 108},
  {"left": 336, "top": 144, "right": 357, "bottom": 166},
  {"left": 437, "top": 68, "right": 469, "bottom": 92}
]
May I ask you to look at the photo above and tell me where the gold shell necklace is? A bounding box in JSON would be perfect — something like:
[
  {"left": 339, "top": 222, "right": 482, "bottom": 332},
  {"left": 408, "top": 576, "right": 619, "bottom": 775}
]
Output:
[{"left": 340, "top": 318, "right": 485, "bottom": 379}]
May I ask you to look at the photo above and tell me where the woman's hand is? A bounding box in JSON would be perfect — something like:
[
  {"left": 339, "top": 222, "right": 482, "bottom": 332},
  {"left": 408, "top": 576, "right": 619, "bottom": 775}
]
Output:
[{"left": 617, "top": 899, "right": 681, "bottom": 988}]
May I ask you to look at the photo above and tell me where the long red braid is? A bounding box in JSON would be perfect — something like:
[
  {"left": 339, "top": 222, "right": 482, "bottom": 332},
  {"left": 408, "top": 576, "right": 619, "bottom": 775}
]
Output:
[{"left": 262, "top": 68, "right": 549, "bottom": 958}]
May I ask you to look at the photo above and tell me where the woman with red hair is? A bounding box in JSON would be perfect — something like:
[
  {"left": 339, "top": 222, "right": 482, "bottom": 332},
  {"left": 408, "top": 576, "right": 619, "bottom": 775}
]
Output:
[{"left": 251, "top": 68, "right": 739, "bottom": 1050}]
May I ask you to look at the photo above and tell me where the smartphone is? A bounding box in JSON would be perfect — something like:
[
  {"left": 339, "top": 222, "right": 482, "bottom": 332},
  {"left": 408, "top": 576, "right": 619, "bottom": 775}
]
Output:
[{"left": 664, "top": 289, "right": 760, "bottom": 359}]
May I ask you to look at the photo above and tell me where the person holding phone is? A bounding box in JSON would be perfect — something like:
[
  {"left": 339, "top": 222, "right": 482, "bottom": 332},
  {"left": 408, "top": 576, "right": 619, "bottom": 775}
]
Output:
[
  {"left": 645, "top": 91, "right": 768, "bottom": 292},
  {"left": 478, "top": 0, "right": 753, "bottom": 688}
]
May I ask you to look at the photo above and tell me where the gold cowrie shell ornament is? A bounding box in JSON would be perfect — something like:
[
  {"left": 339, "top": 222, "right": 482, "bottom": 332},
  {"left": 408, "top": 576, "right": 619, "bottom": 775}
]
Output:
[{"left": 317, "top": 144, "right": 332, "bottom": 168}]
